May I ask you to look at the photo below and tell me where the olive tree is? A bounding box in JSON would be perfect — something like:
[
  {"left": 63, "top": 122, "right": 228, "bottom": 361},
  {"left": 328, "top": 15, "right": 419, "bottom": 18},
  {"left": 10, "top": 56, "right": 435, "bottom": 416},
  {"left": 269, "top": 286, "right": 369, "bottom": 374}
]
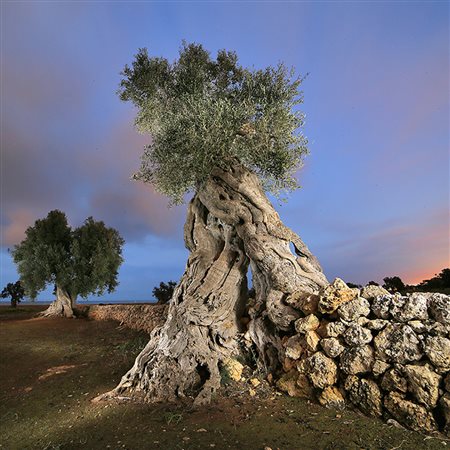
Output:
[
  {"left": 12, "top": 210, "right": 124, "bottom": 318},
  {"left": 100, "top": 43, "right": 327, "bottom": 405},
  {"left": 1, "top": 281, "right": 25, "bottom": 308},
  {"left": 152, "top": 281, "right": 177, "bottom": 304}
]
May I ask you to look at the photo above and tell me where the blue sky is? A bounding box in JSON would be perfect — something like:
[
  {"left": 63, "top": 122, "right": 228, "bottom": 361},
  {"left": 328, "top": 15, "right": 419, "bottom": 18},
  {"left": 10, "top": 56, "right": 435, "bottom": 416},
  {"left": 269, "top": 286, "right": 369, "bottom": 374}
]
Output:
[{"left": 1, "top": 1, "right": 448, "bottom": 301}]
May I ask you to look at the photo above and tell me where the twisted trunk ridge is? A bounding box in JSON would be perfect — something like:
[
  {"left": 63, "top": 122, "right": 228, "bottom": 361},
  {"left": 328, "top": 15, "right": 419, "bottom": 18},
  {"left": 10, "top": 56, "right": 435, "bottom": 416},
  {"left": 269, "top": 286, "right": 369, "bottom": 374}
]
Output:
[{"left": 100, "top": 164, "right": 327, "bottom": 404}]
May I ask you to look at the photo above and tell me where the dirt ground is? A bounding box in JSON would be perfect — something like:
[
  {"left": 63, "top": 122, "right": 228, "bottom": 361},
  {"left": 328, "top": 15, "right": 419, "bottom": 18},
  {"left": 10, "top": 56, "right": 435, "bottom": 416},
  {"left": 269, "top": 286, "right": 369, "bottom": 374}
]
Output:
[{"left": 0, "top": 305, "right": 447, "bottom": 450}]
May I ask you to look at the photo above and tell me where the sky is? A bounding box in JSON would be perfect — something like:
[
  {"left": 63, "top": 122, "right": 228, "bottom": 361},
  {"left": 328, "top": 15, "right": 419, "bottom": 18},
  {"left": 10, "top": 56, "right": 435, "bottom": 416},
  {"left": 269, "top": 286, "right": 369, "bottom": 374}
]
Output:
[{"left": 1, "top": 1, "right": 449, "bottom": 301}]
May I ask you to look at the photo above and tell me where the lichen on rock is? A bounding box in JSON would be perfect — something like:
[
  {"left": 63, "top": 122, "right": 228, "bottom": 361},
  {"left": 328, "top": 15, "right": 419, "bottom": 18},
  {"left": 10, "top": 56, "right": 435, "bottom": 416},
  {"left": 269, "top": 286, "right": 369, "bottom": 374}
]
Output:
[
  {"left": 374, "top": 324, "right": 422, "bottom": 364},
  {"left": 384, "top": 392, "right": 437, "bottom": 433},
  {"left": 340, "top": 345, "right": 374, "bottom": 375},
  {"left": 318, "top": 278, "right": 359, "bottom": 314},
  {"left": 344, "top": 376, "right": 383, "bottom": 416}
]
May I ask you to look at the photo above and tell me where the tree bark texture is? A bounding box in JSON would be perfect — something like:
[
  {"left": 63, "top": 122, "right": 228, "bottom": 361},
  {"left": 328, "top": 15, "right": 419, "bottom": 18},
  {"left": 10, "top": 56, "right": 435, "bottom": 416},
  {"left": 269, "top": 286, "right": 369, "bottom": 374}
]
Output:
[
  {"left": 41, "top": 286, "right": 77, "bottom": 318},
  {"left": 104, "top": 197, "right": 249, "bottom": 405},
  {"left": 101, "top": 163, "right": 327, "bottom": 404}
]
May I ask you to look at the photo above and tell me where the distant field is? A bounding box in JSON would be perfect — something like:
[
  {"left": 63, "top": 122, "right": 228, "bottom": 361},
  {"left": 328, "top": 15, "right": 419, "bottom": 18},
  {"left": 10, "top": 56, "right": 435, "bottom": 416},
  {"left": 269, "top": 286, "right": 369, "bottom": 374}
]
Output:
[{"left": 1, "top": 299, "right": 156, "bottom": 306}]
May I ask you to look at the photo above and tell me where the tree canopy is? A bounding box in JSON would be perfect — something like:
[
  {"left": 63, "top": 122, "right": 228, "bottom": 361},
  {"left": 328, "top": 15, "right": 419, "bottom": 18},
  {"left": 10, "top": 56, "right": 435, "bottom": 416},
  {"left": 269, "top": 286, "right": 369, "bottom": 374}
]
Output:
[
  {"left": 418, "top": 268, "right": 450, "bottom": 292},
  {"left": 1, "top": 281, "right": 25, "bottom": 308},
  {"left": 12, "top": 210, "right": 124, "bottom": 299},
  {"left": 152, "top": 280, "right": 177, "bottom": 304},
  {"left": 119, "top": 41, "right": 308, "bottom": 203},
  {"left": 382, "top": 276, "right": 406, "bottom": 293}
]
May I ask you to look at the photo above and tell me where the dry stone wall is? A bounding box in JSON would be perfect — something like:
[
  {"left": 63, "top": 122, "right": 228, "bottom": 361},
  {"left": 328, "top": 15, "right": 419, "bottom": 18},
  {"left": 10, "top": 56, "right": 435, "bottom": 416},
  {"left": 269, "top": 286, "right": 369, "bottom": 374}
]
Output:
[
  {"left": 87, "top": 304, "right": 168, "bottom": 335},
  {"left": 273, "top": 279, "right": 450, "bottom": 435}
]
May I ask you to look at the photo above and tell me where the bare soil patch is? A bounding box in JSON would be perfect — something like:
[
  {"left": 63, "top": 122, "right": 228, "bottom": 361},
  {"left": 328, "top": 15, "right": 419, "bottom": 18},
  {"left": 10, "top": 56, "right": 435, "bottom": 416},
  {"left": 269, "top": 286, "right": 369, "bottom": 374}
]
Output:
[{"left": 0, "top": 306, "right": 446, "bottom": 449}]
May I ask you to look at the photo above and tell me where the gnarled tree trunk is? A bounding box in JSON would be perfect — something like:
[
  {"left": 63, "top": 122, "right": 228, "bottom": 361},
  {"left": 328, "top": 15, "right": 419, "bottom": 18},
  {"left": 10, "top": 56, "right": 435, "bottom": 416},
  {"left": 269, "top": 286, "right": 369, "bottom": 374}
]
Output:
[
  {"left": 99, "top": 197, "right": 249, "bottom": 405},
  {"left": 41, "top": 286, "right": 77, "bottom": 318},
  {"left": 98, "top": 163, "right": 327, "bottom": 404},
  {"left": 198, "top": 164, "right": 328, "bottom": 372}
]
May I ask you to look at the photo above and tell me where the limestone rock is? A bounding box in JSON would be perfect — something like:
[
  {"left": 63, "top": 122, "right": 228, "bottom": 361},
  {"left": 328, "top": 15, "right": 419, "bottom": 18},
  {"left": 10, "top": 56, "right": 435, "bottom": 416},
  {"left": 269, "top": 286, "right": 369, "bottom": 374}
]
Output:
[
  {"left": 403, "top": 364, "right": 441, "bottom": 408},
  {"left": 296, "top": 374, "right": 315, "bottom": 398},
  {"left": 391, "top": 294, "right": 428, "bottom": 322},
  {"left": 338, "top": 297, "right": 370, "bottom": 322},
  {"left": 356, "top": 316, "right": 370, "bottom": 327},
  {"left": 372, "top": 360, "right": 390, "bottom": 377},
  {"left": 360, "top": 285, "right": 389, "bottom": 299},
  {"left": 316, "top": 320, "right": 330, "bottom": 338},
  {"left": 389, "top": 295, "right": 406, "bottom": 319},
  {"left": 295, "top": 314, "right": 320, "bottom": 334},
  {"left": 277, "top": 370, "right": 306, "bottom": 397},
  {"left": 319, "top": 386, "right": 345, "bottom": 409},
  {"left": 223, "top": 358, "right": 244, "bottom": 381},
  {"left": 320, "top": 337, "right": 345, "bottom": 358},
  {"left": 384, "top": 392, "right": 437, "bottom": 433},
  {"left": 371, "top": 295, "right": 392, "bottom": 319},
  {"left": 299, "top": 352, "right": 338, "bottom": 389},
  {"left": 340, "top": 345, "right": 374, "bottom": 375},
  {"left": 428, "top": 293, "right": 450, "bottom": 325},
  {"left": 408, "top": 320, "right": 428, "bottom": 334},
  {"left": 429, "top": 321, "right": 450, "bottom": 337},
  {"left": 322, "top": 321, "right": 347, "bottom": 338},
  {"left": 284, "top": 334, "right": 304, "bottom": 360},
  {"left": 282, "top": 357, "right": 296, "bottom": 372},
  {"left": 366, "top": 319, "right": 388, "bottom": 331},
  {"left": 440, "top": 394, "right": 450, "bottom": 436},
  {"left": 344, "top": 375, "right": 383, "bottom": 416},
  {"left": 423, "top": 336, "right": 450, "bottom": 370},
  {"left": 286, "top": 292, "right": 320, "bottom": 315},
  {"left": 318, "top": 278, "right": 359, "bottom": 314},
  {"left": 343, "top": 324, "right": 372, "bottom": 346},
  {"left": 374, "top": 324, "right": 422, "bottom": 364},
  {"left": 381, "top": 368, "right": 408, "bottom": 393},
  {"left": 445, "top": 373, "right": 450, "bottom": 392},
  {"left": 304, "top": 330, "right": 321, "bottom": 352}
]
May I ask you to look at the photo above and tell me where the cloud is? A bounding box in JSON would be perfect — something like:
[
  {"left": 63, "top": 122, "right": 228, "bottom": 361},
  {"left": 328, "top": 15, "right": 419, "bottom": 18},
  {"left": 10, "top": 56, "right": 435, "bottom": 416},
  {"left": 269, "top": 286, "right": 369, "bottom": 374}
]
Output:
[
  {"left": 1, "top": 16, "right": 185, "bottom": 248},
  {"left": 1, "top": 209, "right": 36, "bottom": 247},
  {"left": 1, "top": 110, "right": 185, "bottom": 247},
  {"left": 318, "top": 207, "right": 449, "bottom": 285}
]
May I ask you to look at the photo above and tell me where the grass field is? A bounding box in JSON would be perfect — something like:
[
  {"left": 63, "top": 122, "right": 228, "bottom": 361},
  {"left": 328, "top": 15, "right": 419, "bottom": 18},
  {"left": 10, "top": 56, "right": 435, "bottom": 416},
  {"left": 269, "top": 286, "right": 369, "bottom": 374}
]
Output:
[{"left": 0, "top": 306, "right": 447, "bottom": 449}]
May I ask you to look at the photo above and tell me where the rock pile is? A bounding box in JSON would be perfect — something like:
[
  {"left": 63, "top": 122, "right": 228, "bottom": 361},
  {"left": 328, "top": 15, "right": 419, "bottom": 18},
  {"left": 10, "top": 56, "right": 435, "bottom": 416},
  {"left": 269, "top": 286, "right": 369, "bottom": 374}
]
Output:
[{"left": 275, "top": 278, "right": 450, "bottom": 435}]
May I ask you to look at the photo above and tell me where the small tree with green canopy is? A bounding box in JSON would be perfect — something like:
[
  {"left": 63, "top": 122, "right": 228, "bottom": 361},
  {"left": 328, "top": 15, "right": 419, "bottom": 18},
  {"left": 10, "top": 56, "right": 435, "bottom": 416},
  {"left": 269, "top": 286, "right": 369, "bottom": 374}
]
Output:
[
  {"left": 98, "top": 42, "right": 327, "bottom": 405},
  {"left": 152, "top": 281, "right": 177, "bottom": 304},
  {"left": 382, "top": 276, "right": 406, "bottom": 294},
  {"left": 1, "top": 281, "right": 25, "bottom": 308},
  {"left": 12, "top": 210, "right": 124, "bottom": 318}
]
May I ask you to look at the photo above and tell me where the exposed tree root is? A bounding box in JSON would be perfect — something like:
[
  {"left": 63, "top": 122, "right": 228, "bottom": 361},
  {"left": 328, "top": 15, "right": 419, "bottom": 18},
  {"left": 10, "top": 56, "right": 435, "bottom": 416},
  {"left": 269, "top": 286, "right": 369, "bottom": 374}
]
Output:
[{"left": 40, "top": 287, "right": 76, "bottom": 318}]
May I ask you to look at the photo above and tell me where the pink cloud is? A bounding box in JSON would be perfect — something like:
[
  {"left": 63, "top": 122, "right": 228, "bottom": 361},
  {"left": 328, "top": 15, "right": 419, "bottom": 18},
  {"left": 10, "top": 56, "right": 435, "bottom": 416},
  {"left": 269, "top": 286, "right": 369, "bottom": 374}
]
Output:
[
  {"left": 1, "top": 209, "right": 35, "bottom": 247},
  {"left": 319, "top": 207, "right": 449, "bottom": 286}
]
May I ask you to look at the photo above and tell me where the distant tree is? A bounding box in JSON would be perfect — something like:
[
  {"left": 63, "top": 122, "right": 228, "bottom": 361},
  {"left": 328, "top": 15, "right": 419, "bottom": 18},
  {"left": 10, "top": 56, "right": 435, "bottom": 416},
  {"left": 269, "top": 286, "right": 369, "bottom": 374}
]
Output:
[
  {"left": 440, "top": 268, "right": 450, "bottom": 286},
  {"left": 152, "top": 281, "right": 177, "bottom": 304},
  {"left": 346, "top": 282, "right": 362, "bottom": 289},
  {"left": 12, "top": 210, "right": 124, "bottom": 318},
  {"left": 382, "top": 276, "right": 406, "bottom": 293},
  {"left": 1, "top": 281, "right": 25, "bottom": 308},
  {"left": 417, "top": 268, "right": 450, "bottom": 293},
  {"left": 367, "top": 281, "right": 379, "bottom": 286}
]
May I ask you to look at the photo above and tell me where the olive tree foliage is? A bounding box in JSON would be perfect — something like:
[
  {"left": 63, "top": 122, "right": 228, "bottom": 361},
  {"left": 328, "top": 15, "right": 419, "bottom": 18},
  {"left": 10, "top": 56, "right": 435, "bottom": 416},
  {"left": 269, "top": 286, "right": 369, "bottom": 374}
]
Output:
[
  {"left": 119, "top": 42, "right": 308, "bottom": 203},
  {"left": 12, "top": 210, "right": 125, "bottom": 300},
  {"left": 1, "top": 281, "right": 25, "bottom": 308}
]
